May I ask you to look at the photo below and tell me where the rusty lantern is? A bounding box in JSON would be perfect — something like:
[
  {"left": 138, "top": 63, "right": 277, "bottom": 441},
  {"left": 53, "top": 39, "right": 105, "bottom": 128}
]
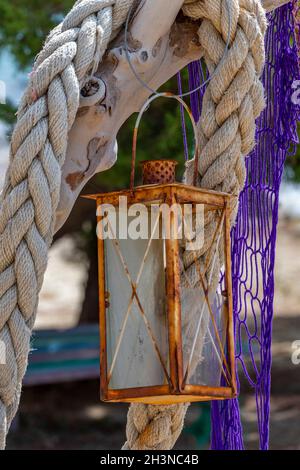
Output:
[{"left": 85, "top": 94, "right": 237, "bottom": 405}]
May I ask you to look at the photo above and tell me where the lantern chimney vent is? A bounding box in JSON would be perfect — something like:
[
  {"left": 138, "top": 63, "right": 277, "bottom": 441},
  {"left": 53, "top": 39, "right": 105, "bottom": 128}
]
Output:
[{"left": 141, "top": 159, "right": 177, "bottom": 185}]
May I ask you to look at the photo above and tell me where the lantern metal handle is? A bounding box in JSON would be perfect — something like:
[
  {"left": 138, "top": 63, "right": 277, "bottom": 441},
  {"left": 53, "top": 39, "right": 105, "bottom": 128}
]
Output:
[{"left": 130, "top": 92, "right": 200, "bottom": 191}]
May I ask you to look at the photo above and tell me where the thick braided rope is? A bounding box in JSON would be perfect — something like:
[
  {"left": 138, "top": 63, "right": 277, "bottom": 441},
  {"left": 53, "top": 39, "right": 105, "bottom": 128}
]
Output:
[
  {"left": 122, "top": 403, "right": 190, "bottom": 450},
  {"left": 0, "top": 0, "right": 136, "bottom": 449},
  {"left": 123, "top": 0, "right": 267, "bottom": 451}
]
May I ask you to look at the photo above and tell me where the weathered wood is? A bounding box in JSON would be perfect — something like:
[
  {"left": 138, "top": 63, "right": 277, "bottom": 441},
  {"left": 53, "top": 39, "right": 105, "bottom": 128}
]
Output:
[
  {"left": 55, "top": 0, "right": 288, "bottom": 231},
  {"left": 55, "top": 0, "right": 202, "bottom": 231}
]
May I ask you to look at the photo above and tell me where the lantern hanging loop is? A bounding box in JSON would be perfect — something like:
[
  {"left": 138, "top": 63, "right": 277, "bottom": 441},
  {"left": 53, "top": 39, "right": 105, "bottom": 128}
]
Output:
[
  {"left": 124, "top": 0, "right": 232, "bottom": 99},
  {"left": 130, "top": 92, "right": 200, "bottom": 190}
]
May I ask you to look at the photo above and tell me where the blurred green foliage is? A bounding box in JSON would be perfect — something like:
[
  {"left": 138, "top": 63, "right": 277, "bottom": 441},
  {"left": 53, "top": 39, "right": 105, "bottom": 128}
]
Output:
[
  {"left": 0, "top": 0, "right": 74, "bottom": 69},
  {"left": 287, "top": 153, "right": 300, "bottom": 182},
  {"left": 0, "top": 98, "right": 17, "bottom": 127},
  {"left": 99, "top": 88, "right": 194, "bottom": 191},
  {"left": 286, "top": 124, "right": 300, "bottom": 182}
]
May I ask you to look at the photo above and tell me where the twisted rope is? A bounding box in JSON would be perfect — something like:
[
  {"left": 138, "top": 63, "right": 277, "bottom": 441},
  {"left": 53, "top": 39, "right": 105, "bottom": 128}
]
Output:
[
  {"left": 0, "top": 0, "right": 136, "bottom": 449},
  {"left": 123, "top": 0, "right": 267, "bottom": 451},
  {"left": 122, "top": 404, "right": 189, "bottom": 450}
]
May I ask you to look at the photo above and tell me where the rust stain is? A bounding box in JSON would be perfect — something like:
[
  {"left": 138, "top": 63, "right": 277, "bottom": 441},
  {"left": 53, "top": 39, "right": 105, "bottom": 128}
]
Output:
[
  {"left": 152, "top": 38, "right": 162, "bottom": 58},
  {"left": 170, "top": 17, "right": 200, "bottom": 57},
  {"left": 76, "top": 107, "right": 90, "bottom": 118},
  {"left": 66, "top": 171, "right": 85, "bottom": 191}
]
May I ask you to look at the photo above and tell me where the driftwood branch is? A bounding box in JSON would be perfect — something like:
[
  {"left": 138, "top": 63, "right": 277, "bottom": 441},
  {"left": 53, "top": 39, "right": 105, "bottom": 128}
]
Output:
[
  {"left": 55, "top": 0, "right": 290, "bottom": 231},
  {"left": 55, "top": 0, "right": 202, "bottom": 230}
]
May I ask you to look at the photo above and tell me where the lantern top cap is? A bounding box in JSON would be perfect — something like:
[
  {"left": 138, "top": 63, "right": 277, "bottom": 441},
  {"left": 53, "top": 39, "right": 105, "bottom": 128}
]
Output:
[
  {"left": 140, "top": 159, "right": 178, "bottom": 186},
  {"left": 82, "top": 182, "right": 236, "bottom": 211}
]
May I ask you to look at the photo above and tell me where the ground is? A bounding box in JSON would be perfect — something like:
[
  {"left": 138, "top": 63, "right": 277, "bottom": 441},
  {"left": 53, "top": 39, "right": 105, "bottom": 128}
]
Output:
[{"left": 6, "top": 217, "right": 300, "bottom": 450}]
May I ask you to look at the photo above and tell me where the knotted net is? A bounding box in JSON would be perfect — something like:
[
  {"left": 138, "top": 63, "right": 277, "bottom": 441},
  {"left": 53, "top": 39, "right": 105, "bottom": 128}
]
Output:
[{"left": 181, "top": 1, "right": 300, "bottom": 450}]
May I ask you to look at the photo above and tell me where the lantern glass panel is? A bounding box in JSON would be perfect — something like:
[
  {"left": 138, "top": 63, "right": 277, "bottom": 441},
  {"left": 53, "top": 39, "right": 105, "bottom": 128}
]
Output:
[
  {"left": 104, "top": 207, "right": 170, "bottom": 390},
  {"left": 180, "top": 208, "right": 232, "bottom": 389},
  {"left": 181, "top": 285, "right": 228, "bottom": 387}
]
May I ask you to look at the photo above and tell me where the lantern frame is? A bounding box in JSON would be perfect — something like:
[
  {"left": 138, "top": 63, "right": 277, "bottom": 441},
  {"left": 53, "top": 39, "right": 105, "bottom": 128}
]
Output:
[{"left": 85, "top": 182, "right": 237, "bottom": 405}]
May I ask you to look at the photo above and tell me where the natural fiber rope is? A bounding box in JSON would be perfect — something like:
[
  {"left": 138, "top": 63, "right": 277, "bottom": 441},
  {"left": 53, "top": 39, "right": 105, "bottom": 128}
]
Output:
[
  {"left": 0, "top": 0, "right": 266, "bottom": 451},
  {"left": 123, "top": 0, "right": 267, "bottom": 451}
]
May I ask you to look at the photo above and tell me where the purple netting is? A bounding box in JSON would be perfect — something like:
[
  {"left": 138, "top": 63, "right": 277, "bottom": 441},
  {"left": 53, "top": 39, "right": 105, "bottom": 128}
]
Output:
[{"left": 181, "top": 2, "right": 300, "bottom": 450}]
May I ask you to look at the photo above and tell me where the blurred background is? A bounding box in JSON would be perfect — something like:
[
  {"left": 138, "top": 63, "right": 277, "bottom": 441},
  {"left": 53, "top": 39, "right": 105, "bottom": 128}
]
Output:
[{"left": 0, "top": 1, "right": 300, "bottom": 450}]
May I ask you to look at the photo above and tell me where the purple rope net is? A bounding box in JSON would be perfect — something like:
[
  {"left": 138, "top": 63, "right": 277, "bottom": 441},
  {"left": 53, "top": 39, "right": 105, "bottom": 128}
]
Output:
[{"left": 180, "top": 2, "right": 300, "bottom": 450}]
